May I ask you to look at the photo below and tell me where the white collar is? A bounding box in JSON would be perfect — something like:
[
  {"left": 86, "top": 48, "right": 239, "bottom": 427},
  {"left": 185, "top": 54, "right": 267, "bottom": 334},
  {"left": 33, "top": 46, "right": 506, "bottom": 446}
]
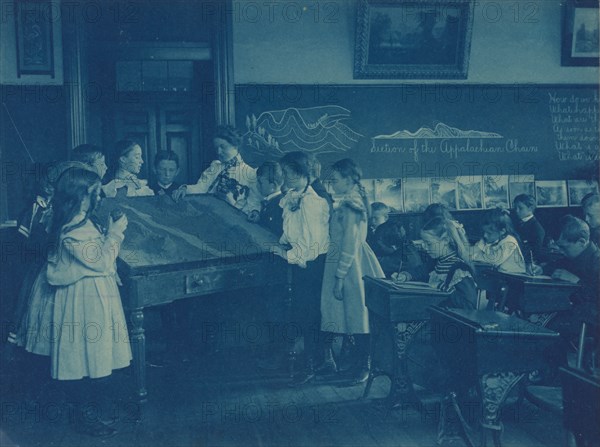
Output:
[
  {"left": 35, "top": 195, "right": 49, "bottom": 208},
  {"left": 521, "top": 214, "right": 534, "bottom": 223},
  {"left": 219, "top": 153, "right": 243, "bottom": 165},
  {"left": 158, "top": 182, "right": 173, "bottom": 189},
  {"left": 264, "top": 191, "right": 282, "bottom": 201}
]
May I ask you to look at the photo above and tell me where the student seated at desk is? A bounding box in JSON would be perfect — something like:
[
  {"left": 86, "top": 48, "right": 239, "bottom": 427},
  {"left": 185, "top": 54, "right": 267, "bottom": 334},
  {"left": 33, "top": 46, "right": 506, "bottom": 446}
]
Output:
[
  {"left": 544, "top": 215, "right": 599, "bottom": 308},
  {"left": 394, "top": 217, "right": 477, "bottom": 309},
  {"left": 512, "top": 194, "right": 546, "bottom": 263},
  {"left": 367, "top": 202, "right": 389, "bottom": 248},
  {"left": 471, "top": 208, "right": 527, "bottom": 274},
  {"left": 582, "top": 193, "right": 600, "bottom": 248},
  {"left": 423, "top": 203, "right": 469, "bottom": 248},
  {"left": 541, "top": 215, "right": 599, "bottom": 373},
  {"left": 368, "top": 217, "right": 423, "bottom": 278}
]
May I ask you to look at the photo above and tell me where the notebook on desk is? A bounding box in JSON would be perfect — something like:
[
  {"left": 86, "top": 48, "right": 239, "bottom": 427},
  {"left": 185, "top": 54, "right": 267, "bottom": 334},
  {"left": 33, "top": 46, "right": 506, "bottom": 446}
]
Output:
[
  {"left": 501, "top": 272, "right": 554, "bottom": 281},
  {"left": 380, "top": 279, "right": 449, "bottom": 293}
]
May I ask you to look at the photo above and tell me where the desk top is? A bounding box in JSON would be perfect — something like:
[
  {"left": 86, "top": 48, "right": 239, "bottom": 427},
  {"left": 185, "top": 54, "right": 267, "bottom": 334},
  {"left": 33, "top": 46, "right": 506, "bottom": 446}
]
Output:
[
  {"left": 430, "top": 307, "right": 559, "bottom": 337},
  {"left": 488, "top": 270, "right": 582, "bottom": 288},
  {"left": 96, "top": 195, "right": 280, "bottom": 275},
  {"left": 364, "top": 277, "right": 452, "bottom": 297}
]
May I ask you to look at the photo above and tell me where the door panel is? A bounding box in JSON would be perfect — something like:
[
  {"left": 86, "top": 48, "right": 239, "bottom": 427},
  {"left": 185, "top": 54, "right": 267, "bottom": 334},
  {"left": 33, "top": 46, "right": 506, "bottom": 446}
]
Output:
[
  {"left": 159, "top": 106, "right": 200, "bottom": 184},
  {"left": 114, "top": 107, "right": 157, "bottom": 181},
  {"left": 113, "top": 101, "right": 200, "bottom": 185}
]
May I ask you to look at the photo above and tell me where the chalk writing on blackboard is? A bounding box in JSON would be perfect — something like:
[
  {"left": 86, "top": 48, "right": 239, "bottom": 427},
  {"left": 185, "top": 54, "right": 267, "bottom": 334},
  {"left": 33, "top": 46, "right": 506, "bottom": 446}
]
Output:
[
  {"left": 243, "top": 106, "right": 363, "bottom": 156},
  {"left": 548, "top": 92, "right": 599, "bottom": 162},
  {"left": 370, "top": 122, "right": 539, "bottom": 162}
]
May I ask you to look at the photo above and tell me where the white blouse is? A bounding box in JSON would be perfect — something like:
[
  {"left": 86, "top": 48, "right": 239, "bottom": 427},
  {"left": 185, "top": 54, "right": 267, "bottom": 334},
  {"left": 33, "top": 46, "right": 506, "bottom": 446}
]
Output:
[
  {"left": 103, "top": 176, "right": 154, "bottom": 198},
  {"left": 471, "top": 234, "right": 526, "bottom": 274},
  {"left": 186, "top": 154, "right": 261, "bottom": 214},
  {"left": 279, "top": 186, "right": 329, "bottom": 267}
]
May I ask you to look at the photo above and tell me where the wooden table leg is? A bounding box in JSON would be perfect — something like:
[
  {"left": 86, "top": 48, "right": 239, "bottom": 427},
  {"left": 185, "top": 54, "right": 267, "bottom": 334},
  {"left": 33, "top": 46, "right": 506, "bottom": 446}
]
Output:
[
  {"left": 387, "top": 320, "right": 426, "bottom": 408},
  {"left": 130, "top": 308, "right": 147, "bottom": 401}
]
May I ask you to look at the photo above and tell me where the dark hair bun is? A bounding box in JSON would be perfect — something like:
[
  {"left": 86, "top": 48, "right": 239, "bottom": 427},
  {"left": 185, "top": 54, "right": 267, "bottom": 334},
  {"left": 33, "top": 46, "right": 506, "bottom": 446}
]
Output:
[{"left": 215, "top": 125, "right": 243, "bottom": 147}]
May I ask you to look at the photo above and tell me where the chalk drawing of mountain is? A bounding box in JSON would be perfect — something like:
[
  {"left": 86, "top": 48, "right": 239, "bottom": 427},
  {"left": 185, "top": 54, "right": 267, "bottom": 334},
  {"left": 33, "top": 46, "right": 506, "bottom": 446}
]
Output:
[
  {"left": 243, "top": 106, "right": 363, "bottom": 156},
  {"left": 374, "top": 122, "right": 503, "bottom": 139}
]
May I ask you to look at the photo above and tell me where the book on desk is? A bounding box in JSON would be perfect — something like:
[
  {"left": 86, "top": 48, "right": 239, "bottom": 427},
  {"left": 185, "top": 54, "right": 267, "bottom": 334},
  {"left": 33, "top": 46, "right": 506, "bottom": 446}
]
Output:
[{"left": 379, "top": 278, "right": 448, "bottom": 294}]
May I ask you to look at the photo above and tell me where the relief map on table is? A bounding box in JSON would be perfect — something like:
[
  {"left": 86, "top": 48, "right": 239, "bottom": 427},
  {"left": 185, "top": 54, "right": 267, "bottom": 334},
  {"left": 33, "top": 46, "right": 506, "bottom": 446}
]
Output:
[{"left": 96, "top": 195, "right": 280, "bottom": 272}]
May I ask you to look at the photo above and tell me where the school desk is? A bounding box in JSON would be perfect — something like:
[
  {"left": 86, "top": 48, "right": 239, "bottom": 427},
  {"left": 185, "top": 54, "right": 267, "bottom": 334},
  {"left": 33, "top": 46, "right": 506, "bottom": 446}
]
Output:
[
  {"left": 430, "top": 307, "right": 560, "bottom": 447},
  {"left": 363, "top": 276, "right": 451, "bottom": 407},
  {"left": 487, "top": 270, "right": 580, "bottom": 327}
]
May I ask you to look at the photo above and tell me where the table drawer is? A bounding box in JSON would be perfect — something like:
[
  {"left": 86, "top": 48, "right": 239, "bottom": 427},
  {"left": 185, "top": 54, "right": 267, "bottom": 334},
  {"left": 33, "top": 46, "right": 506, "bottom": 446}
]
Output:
[{"left": 129, "top": 262, "right": 274, "bottom": 308}]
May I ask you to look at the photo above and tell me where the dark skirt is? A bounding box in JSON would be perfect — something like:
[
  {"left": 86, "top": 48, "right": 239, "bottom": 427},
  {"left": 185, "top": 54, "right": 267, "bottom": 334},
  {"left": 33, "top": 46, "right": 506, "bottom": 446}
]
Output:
[{"left": 290, "top": 254, "right": 326, "bottom": 334}]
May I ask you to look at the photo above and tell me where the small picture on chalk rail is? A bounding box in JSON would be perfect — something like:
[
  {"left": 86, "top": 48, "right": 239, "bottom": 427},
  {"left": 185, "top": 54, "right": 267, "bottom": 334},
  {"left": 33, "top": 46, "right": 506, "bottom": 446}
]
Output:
[
  {"left": 374, "top": 178, "right": 403, "bottom": 212},
  {"left": 536, "top": 180, "right": 568, "bottom": 208},
  {"left": 509, "top": 175, "right": 536, "bottom": 204},
  {"left": 403, "top": 178, "right": 430, "bottom": 213},
  {"left": 567, "top": 180, "right": 599, "bottom": 206},
  {"left": 430, "top": 178, "right": 457, "bottom": 210}
]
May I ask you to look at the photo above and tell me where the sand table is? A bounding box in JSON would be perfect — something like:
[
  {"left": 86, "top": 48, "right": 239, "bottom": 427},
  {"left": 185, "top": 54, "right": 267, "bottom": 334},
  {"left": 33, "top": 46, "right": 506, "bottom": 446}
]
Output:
[{"left": 96, "top": 194, "right": 279, "bottom": 271}]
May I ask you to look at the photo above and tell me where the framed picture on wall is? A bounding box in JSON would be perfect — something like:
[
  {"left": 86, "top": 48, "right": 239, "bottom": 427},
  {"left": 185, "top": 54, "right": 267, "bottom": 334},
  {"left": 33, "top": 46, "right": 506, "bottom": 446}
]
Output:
[
  {"left": 15, "top": 1, "right": 55, "bottom": 77},
  {"left": 483, "top": 175, "right": 509, "bottom": 209},
  {"left": 374, "top": 178, "right": 403, "bottom": 212},
  {"left": 567, "top": 180, "right": 599, "bottom": 206},
  {"left": 403, "top": 178, "right": 430, "bottom": 212},
  {"left": 354, "top": 0, "right": 475, "bottom": 79},
  {"left": 561, "top": 0, "right": 599, "bottom": 66},
  {"left": 430, "top": 177, "right": 457, "bottom": 210},
  {"left": 509, "top": 175, "right": 536, "bottom": 204},
  {"left": 536, "top": 181, "right": 568, "bottom": 208},
  {"left": 457, "top": 176, "right": 483, "bottom": 210}
]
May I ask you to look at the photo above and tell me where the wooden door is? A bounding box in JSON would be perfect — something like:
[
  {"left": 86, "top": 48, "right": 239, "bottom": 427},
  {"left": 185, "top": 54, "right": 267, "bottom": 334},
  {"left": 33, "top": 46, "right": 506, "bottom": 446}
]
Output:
[
  {"left": 114, "top": 105, "right": 157, "bottom": 182},
  {"left": 113, "top": 101, "right": 200, "bottom": 185},
  {"left": 158, "top": 105, "right": 200, "bottom": 184}
]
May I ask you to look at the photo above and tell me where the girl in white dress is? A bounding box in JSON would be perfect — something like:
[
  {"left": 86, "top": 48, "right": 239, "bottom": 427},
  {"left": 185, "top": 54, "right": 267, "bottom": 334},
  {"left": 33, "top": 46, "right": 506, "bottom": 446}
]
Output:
[
  {"left": 320, "top": 159, "right": 385, "bottom": 385},
  {"left": 47, "top": 167, "right": 132, "bottom": 437}
]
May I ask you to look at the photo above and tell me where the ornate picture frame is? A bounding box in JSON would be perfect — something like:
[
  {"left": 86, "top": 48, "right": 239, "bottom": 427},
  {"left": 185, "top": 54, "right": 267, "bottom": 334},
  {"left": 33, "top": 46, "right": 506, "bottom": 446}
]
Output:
[
  {"left": 561, "top": 0, "right": 599, "bottom": 66},
  {"left": 15, "top": 1, "right": 55, "bottom": 77},
  {"left": 354, "top": 0, "right": 474, "bottom": 79}
]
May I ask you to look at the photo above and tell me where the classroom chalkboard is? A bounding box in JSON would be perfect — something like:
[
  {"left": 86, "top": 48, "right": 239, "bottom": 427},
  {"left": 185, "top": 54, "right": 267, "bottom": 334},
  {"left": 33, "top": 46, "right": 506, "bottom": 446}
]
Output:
[{"left": 235, "top": 84, "right": 599, "bottom": 180}]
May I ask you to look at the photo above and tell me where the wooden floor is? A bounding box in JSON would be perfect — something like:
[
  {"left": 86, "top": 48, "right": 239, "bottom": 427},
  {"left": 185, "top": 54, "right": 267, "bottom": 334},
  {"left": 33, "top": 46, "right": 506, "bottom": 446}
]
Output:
[{"left": 1, "top": 345, "right": 568, "bottom": 447}]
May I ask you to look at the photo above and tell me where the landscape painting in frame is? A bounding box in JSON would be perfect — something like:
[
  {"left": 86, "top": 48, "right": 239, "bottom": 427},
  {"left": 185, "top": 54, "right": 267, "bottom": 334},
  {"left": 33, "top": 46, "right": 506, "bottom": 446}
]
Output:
[
  {"left": 403, "top": 178, "right": 430, "bottom": 212},
  {"left": 354, "top": 0, "right": 475, "bottom": 79},
  {"left": 567, "top": 180, "right": 599, "bottom": 206},
  {"left": 361, "top": 179, "right": 377, "bottom": 203},
  {"left": 430, "top": 178, "right": 457, "bottom": 210},
  {"left": 536, "top": 181, "right": 568, "bottom": 208},
  {"left": 457, "top": 176, "right": 483, "bottom": 210},
  {"left": 483, "top": 175, "right": 509, "bottom": 209},
  {"left": 509, "top": 175, "right": 536, "bottom": 204},
  {"left": 374, "top": 178, "right": 403, "bottom": 212},
  {"left": 561, "top": 0, "right": 599, "bottom": 66}
]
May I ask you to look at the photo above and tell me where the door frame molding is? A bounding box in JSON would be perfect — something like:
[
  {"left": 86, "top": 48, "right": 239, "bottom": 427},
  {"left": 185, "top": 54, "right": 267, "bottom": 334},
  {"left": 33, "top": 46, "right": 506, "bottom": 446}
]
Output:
[{"left": 212, "top": 0, "right": 235, "bottom": 126}]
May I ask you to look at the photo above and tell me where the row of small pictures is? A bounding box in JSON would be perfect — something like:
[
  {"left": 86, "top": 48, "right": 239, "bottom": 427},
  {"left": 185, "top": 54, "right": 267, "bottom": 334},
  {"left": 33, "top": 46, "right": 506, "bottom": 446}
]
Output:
[{"left": 326, "top": 177, "right": 599, "bottom": 213}]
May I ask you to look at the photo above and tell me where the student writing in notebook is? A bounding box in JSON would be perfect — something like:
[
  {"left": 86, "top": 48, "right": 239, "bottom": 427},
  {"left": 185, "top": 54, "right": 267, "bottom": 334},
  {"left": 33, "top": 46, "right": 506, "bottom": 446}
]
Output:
[
  {"left": 394, "top": 217, "right": 477, "bottom": 309},
  {"left": 471, "top": 208, "right": 527, "bottom": 274}
]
